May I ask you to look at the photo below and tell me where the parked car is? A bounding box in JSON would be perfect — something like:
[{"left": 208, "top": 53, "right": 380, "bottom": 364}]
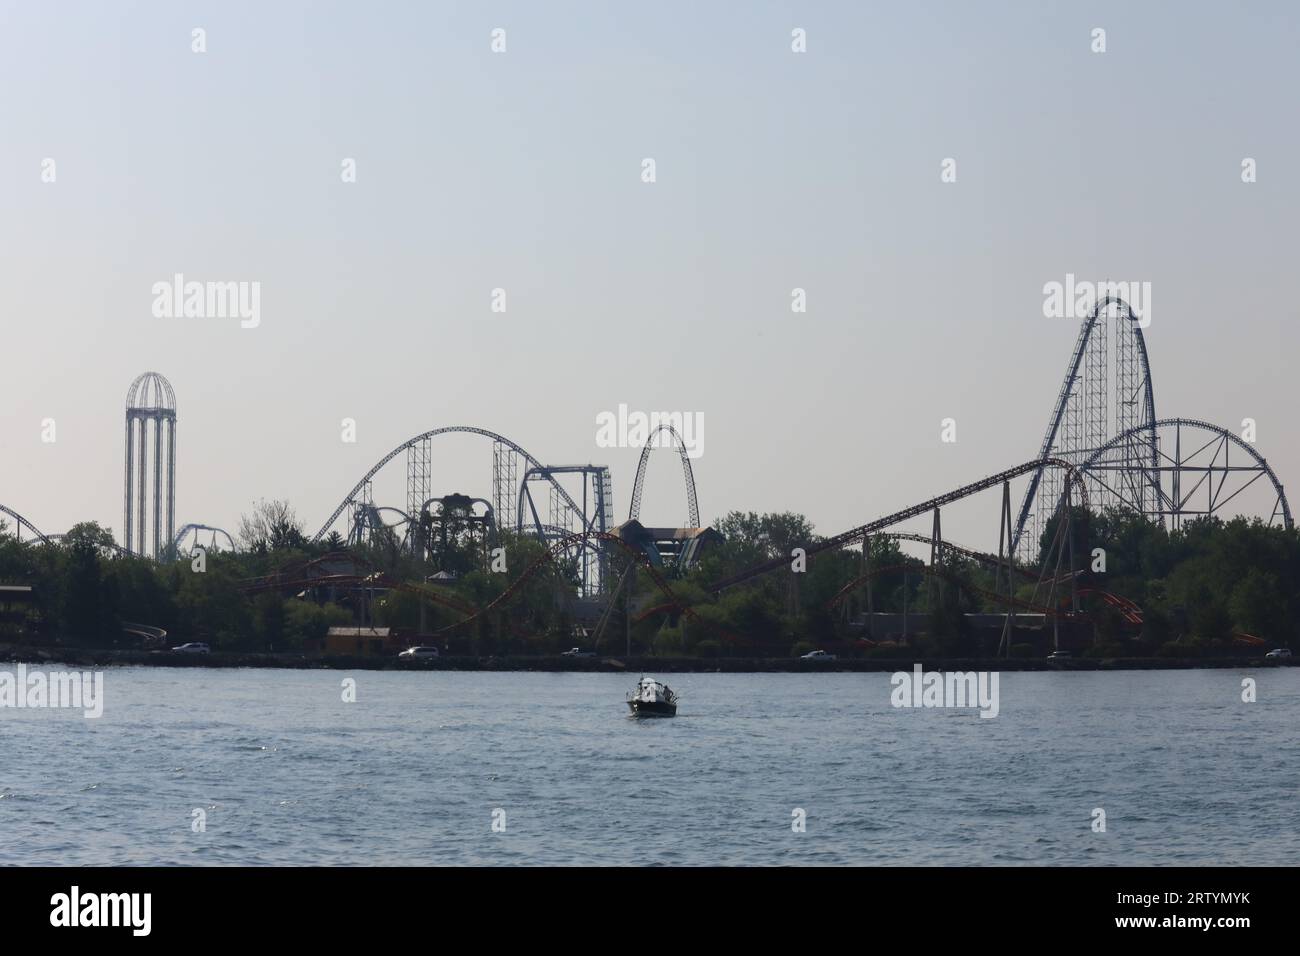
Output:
[
  {"left": 800, "top": 649, "right": 837, "bottom": 661},
  {"left": 1265, "top": 648, "right": 1292, "bottom": 659},
  {"left": 1047, "top": 650, "right": 1073, "bottom": 660},
  {"left": 398, "top": 646, "right": 440, "bottom": 658},
  {"left": 561, "top": 647, "right": 597, "bottom": 658},
  {"left": 171, "top": 642, "right": 210, "bottom": 654}
]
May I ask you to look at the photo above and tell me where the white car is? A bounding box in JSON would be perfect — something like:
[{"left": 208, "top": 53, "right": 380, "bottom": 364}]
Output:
[
  {"left": 561, "top": 648, "right": 596, "bottom": 658},
  {"left": 398, "top": 646, "right": 440, "bottom": 658},
  {"left": 171, "top": 642, "right": 210, "bottom": 654},
  {"left": 1265, "top": 648, "right": 1291, "bottom": 659},
  {"left": 801, "top": 650, "right": 836, "bottom": 661}
]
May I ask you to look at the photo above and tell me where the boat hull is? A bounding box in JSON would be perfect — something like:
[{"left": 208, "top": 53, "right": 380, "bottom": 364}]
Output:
[{"left": 627, "top": 699, "right": 677, "bottom": 718}]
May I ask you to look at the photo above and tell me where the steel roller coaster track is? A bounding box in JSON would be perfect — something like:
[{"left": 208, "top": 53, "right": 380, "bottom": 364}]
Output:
[
  {"left": 707, "top": 457, "right": 1089, "bottom": 593},
  {"left": 628, "top": 423, "right": 700, "bottom": 528}
]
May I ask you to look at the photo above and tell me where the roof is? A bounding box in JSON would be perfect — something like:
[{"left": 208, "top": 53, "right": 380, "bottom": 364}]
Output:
[
  {"left": 612, "top": 520, "right": 722, "bottom": 542},
  {"left": 326, "top": 627, "right": 391, "bottom": 637}
]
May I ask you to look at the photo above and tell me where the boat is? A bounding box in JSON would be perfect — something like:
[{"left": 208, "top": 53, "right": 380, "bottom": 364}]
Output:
[{"left": 626, "top": 676, "right": 678, "bottom": 718}]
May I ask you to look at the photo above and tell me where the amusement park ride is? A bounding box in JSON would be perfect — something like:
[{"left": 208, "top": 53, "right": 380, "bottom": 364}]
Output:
[{"left": 1, "top": 298, "right": 1292, "bottom": 642}]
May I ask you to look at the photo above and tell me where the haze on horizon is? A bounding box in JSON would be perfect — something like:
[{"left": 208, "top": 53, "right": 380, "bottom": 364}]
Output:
[{"left": 2, "top": 0, "right": 1297, "bottom": 555}]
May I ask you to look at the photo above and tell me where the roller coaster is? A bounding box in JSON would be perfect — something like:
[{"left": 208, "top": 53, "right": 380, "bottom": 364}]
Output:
[
  {"left": 2, "top": 297, "right": 1292, "bottom": 648},
  {"left": 172, "top": 523, "right": 237, "bottom": 556},
  {"left": 0, "top": 504, "right": 52, "bottom": 546},
  {"left": 286, "top": 299, "right": 1287, "bottom": 612},
  {"left": 628, "top": 423, "right": 700, "bottom": 528},
  {"left": 1015, "top": 297, "right": 1157, "bottom": 557},
  {"left": 310, "top": 426, "right": 615, "bottom": 596},
  {"left": 1012, "top": 298, "right": 1290, "bottom": 555}
]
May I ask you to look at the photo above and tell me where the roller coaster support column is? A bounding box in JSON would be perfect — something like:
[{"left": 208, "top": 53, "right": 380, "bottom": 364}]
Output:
[
  {"left": 997, "top": 481, "right": 1015, "bottom": 657},
  {"left": 902, "top": 569, "right": 909, "bottom": 645},
  {"left": 1067, "top": 485, "right": 1078, "bottom": 630},
  {"left": 626, "top": 561, "right": 635, "bottom": 657},
  {"left": 592, "top": 559, "right": 631, "bottom": 653},
  {"left": 1048, "top": 505, "right": 1066, "bottom": 653},
  {"left": 864, "top": 537, "right": 874, "bottom": 618},
  {"left": 1070, "top": 500, "right": 1079, "bottom": 615},
  {"left": 929, "top": 508, "right": 943, "bottom": 607},
  {"left": 1065, "top": 484, "right": 1078, "bottom": 647},
  {"left": 1033, "top": 482, "right": 1078, "bottom": 654}
]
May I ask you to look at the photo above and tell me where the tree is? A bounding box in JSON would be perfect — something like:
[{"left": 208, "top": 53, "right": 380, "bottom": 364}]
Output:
[
  {"left": 1188, "top": 591, "right": 1233, "bottom": 644},
  {"left": 63, "top": 521, "right": 118, "bottom": 555},
  {"left": 252, "top": 592, "right": 286, "bottom": 650},
  {"left": 714, "top": 511, "right": 816, "bottom": 567},
  {"left": 1229, "top": 568, "right": 1286, "bottom": 642},
  {"left": 170, "top": 554, "right": 252, "bottom": 648},
  {"left": 283, "top": 600, "right": 352, "bottom": 649},
  {"left": 239, "top": 499, "right": 307, "bottom": 553},
  {"left": 59, "top": 524, "right": 116, "bottom": 643}
]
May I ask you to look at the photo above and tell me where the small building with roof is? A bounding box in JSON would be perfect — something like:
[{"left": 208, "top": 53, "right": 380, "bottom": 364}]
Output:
[{"left": 610, "top": 520, "right": 724, "bottom": 570}]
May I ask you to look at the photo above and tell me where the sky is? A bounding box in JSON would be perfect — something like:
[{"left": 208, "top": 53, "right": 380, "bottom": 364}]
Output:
[{"left": 1, "top": 0, "right": 1297, "bottom": 556}]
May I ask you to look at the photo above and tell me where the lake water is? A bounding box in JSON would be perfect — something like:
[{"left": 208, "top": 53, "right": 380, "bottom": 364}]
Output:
[{"left": 1, "top": 666, "right": 1296, "bottom": 865}]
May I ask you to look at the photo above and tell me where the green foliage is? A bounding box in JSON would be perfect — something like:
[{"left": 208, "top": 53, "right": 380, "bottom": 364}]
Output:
[
  {"left": 651, "top": 625, "right": 684, "bottom": 657},
  {"left": 238, "top": 499, "right": 307, "bottom": 554},
  {"left": 2, "top": 503, "right": 1296, "bottom": 657},
  {"left": 284, "top": 601, "right": 352, "bottom": 648}
]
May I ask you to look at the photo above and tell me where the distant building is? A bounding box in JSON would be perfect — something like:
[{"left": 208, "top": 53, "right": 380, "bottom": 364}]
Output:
[
  {"left": 123, "top": 372, "right": 178, "bottom": 559},
  {"left": 611, "top": 520, "right": 723, "bottom": 570},
  {"left": 323, "top": 626, "right": 392, "bottom": 656}
]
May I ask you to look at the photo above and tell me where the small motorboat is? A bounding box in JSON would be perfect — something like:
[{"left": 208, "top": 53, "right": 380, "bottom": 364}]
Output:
[{"left": 626, "top": 676, "right": 678, "bottom": 718}]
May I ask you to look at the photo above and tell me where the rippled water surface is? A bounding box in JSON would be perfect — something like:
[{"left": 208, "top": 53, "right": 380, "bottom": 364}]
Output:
[{"left": 2, "top": 666, "right": 1296, "bottom": 865}]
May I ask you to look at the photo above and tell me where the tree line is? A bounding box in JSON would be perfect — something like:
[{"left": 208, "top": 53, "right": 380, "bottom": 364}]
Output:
[{"left": 1, "top": 499, "right": 1296, "bottom": 658}]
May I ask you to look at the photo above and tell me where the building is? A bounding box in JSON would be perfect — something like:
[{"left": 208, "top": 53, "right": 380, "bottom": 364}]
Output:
[
  {"left": 322, "top": 626, "right": 393, "bottom": 656},
  {"left": 610, "top": 520, "right": 724, "bottom": 570},
  {"left": 123, "top": 372, "right": 178, "bottom": 559}
]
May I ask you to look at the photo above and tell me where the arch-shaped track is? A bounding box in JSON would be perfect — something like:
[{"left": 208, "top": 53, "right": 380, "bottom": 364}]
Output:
[
  {"left": 1079, "top": 418, "right": 1292, "bottom": 529},
  {"left": 172, "top": 523, "right": 237, "bottom": 555},
  {"left": 4, "top": 518, "right": 139, "bottom": 558},
  {"left": 628, "top": 424, "right": 700, "bottom": 528},
  {"left": 313, "top": 426, "right": 588, "bottom": 542},
  {"left": 878, "top": 531, "right": 1041, "bottom": 580},
  {"left": 44, "top": 534, "right": 138, "bottom": 558},
  {"left": 1015, "top": 297, "right": 1157, "bottom": 555},
  {"left": 349, "top": 505, "right": 415, "bottom": 546},
  {"left": 0, "top": 504, "right": 53, "bottom": 545}
]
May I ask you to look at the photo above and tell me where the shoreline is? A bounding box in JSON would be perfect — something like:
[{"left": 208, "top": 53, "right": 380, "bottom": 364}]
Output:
[{"left": 1, "top": 646, "right": 1293, "bottom": 673}]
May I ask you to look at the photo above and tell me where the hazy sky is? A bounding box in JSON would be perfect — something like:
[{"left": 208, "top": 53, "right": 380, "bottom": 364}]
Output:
[{"left": 2, "top": 0, "right": 1296, "bottom": 555}]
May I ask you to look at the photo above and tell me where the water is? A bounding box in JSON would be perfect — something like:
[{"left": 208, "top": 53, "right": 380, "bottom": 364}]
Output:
[{"left": 1, "top": 666, "right": 1296, "bottom": 865}]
